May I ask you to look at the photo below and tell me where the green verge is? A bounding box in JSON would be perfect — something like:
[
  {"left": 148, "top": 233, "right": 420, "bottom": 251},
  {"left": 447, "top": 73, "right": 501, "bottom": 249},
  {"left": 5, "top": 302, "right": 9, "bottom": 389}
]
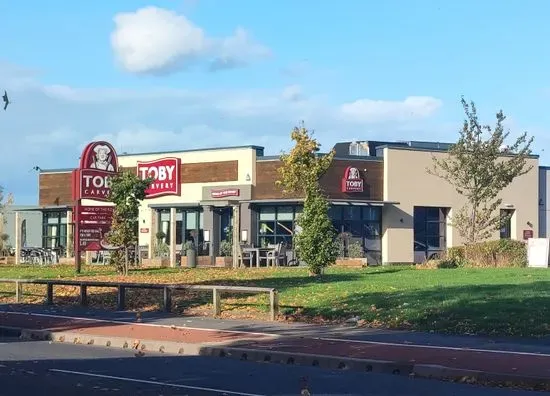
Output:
[{"left": 0, "top": 265, "right": 549, "bottom": 338}]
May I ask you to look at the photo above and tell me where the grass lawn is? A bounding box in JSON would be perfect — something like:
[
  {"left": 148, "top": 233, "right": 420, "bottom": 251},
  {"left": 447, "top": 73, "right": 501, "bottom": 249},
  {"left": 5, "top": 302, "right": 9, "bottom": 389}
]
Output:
[{"left": 0, "top": 264, "right": 549, "bottom": 338}]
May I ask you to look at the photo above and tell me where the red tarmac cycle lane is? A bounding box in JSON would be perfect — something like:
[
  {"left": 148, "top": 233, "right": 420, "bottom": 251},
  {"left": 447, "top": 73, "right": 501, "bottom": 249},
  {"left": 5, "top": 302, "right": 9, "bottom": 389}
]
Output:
[
  {"left": 235, "top": 337, "right": 550, "bottom": 379},
  {"left": 3, "top": 311, "right": 550, "bottom": 380},
  {"left": 0, "top": 311, "right": 274, "bottom": 344}
]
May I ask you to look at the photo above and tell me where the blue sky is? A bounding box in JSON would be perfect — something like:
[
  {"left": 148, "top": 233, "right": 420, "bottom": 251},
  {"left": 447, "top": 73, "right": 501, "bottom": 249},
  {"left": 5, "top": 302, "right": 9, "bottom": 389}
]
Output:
[{"left": 1, "top": 0, "right": 550, "bottom": 204}]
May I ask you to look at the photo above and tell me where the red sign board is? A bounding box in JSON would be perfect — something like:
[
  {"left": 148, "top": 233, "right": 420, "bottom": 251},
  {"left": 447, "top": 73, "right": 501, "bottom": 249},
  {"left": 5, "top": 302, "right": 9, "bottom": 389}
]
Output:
[
  {"left": 140, "top": 228, "right": 150, "bottom": 233},
  {"left": 78, "top": 223, "right": 112, "bottom": 250},
  {"left": 341, "top": 166, "right": 364, "bottom": 193},
  {"left": 78, "top": 206, "right": 114, "bottom": 224},
  {"left": 76, "top": 205, "right": 114, "bottom": 251},
  {"left": 137, "top": 157, "right": 181, "bottom": 198},
  {"left": 523, "top": 229, "right": 534, "bottom": 240},
  {"left": 71, "top": 141, "right": 120, "bottom": 269},
  {"left": 72, "top": 141, "right": 119, "bottom": 202},
  {"left": 211, "top": 188, "right": 240, "bottom": 198}
]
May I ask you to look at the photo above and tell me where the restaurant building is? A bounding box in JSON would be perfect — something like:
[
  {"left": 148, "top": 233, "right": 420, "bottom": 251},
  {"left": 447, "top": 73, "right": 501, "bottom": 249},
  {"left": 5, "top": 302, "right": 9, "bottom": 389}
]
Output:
[{"left": 29, "top": 139, "right": 540, "bottom": 266}]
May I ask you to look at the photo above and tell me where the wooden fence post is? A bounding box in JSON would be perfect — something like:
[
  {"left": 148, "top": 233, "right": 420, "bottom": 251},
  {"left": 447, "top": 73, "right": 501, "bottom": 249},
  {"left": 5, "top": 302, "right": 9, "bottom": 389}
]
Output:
[
  {"left": 46, "top": 283, "right": 54, "bottom": 305},
  {"left": 79, "top": 285, "right": 88, "bottom": 306},
  {"left": 270, "top": 290, "right": 279, "bottom": 321},
  {"left": 117, "top": 286, "right": 126, "bottom": 310},
  {"left": 212, "top": 288, "right": 221, "bottom": 316},
  {"left": 15, "top": 281, "right": 23, "bottom": 303},
  {"left": 163, "top": 287, "right": 172, "bottom": 313}
]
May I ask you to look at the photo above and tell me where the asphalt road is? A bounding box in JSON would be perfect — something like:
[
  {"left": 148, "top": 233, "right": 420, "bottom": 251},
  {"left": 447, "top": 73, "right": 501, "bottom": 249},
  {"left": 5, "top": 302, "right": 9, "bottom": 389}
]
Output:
[
  {"left": 6, "top": 304, "right": 550, "bottom": 355},
  {"left": 0, "top": 337, "right": 543, "bottom": 395}
]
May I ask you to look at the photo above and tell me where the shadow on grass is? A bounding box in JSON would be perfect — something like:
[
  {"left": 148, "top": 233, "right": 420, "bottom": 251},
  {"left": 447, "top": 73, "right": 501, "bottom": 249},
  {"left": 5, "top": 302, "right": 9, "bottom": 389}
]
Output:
[
  {"left": 279, "top": 281, "right": 550, "bottom": 338},
  {"left": 6, "top": 267, "right": 550, "bottom": 338}
]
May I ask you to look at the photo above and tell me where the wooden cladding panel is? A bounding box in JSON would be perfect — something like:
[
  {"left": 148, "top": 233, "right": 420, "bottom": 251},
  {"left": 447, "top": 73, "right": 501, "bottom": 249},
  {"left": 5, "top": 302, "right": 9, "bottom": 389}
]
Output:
[
  {"left": 39, "top": 173, "right": 74, "bottom": 207},
  {"left": 121, "top": 160, "right": 238, "bottom": 183},
  {"left": 320, "top": 159, "right": 383, "bottom": 201},
  {"left": 252, "top": 159, "right": 384, "bottom": 201},
  {"left": 252, "top": 161, "right": 297, "bottom": 200}
]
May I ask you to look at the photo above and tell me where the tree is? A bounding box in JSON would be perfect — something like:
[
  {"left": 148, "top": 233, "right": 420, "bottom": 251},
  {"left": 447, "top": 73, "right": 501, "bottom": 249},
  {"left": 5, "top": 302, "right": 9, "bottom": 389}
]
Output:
[
  {"left": 276, "top": 123, "right": 337, "bottom": 275},
  {"left": 106, "top": 171, "right": 152, "bottom": 274},
  {"left": 0, "top": 186, "right": 14, "bottom": 254},
  {"left": 428, "top": 97, "right": 534, "bottom": 244}
]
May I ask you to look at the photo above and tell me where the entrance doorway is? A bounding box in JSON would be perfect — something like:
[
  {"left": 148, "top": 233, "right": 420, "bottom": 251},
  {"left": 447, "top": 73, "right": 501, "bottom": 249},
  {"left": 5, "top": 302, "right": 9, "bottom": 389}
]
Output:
[{"left": 214, "top": 207, "right": 233, "bottom": 255}]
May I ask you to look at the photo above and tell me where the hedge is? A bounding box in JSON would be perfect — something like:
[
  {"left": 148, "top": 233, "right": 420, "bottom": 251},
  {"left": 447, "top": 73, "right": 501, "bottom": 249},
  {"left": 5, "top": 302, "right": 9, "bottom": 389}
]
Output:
[{"left": 436, "top": 239, "right": 527, "bottom": 268}]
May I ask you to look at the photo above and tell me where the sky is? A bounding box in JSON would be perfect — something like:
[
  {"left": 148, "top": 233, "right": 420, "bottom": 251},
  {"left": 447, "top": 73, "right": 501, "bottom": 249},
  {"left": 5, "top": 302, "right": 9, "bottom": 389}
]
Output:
[{"left": 1, "top": 0, "right": 550, "bottom": 204}]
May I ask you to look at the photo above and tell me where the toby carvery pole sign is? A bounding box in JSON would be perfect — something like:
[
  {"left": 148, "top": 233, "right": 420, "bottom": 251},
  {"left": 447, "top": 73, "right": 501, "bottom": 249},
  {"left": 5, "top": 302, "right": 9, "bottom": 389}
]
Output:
[
  {"left": 137, "top": 157, "right": 181, "bottom": 198},
  {"left": 71, "top": 141, "right": 119, "bottom": 272}
]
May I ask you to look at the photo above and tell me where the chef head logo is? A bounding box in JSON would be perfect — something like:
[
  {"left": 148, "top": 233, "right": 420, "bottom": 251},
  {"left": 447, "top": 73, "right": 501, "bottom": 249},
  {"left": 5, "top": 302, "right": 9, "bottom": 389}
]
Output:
[
  {"left": 347, "top": 167, "right": 360, "bottom": 180},
  {"left": 90, "top": 144, "right": 115, "bottom": 172},
  {"left": 79, "top": 141, "right": 118, "bottom": 172}
]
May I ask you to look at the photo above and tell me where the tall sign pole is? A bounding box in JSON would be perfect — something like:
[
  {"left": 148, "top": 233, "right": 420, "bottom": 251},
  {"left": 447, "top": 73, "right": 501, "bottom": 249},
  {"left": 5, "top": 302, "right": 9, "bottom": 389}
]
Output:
[{"left": 71, "top": 142, "right": 118, "bottom": 274}]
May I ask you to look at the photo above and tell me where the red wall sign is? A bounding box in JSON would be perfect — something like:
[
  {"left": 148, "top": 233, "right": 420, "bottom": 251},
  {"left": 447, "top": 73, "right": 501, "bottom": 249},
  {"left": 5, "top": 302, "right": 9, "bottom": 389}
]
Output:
[
  {"left": 523, "top": 229, "right": 534, "bottom": 240},
  {"left": 72, "top": 141, "right": 119, "bottom": 202},
  {"left": 137, "top": 157, "right": 181, "bottom": 198},
  {"left": 341, "top": 166, "right": 364, "bottom": 193},
  {"left": 211, "top": 188, "right": 240, "bottom": 198}
]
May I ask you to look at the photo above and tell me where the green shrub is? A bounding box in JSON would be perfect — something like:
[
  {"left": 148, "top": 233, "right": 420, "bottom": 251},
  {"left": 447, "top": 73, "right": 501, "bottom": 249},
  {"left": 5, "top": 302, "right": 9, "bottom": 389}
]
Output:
[
  {"left": 347, "top": 241, "right": 364, "bottom": 258},
  {"left": 415, "top": 258, "right": 458, "bottom": 270},
  {"left": 446, "top": 246, "right": 467, "bottom": 267},
  {"left": 447, "top": 239, "right": 527, "bottom": 268}
]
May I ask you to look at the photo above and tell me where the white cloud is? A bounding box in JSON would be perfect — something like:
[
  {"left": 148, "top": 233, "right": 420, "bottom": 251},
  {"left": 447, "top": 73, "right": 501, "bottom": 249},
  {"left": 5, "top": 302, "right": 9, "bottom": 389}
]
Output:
[
  {"left": 110, "top": 6, "right": 270, "bottom": 74},
  {"left": 340, "top": 96, "right": 443, "bottom": 123},
  {"left": 0, "top": 61, "right": 447, "bottom": 204},
  {"left": 91, "top": 125, "right": 246, "bottom": 154},
  {"left": 282, "top": 85, "right": 305, "bottom": 102}
]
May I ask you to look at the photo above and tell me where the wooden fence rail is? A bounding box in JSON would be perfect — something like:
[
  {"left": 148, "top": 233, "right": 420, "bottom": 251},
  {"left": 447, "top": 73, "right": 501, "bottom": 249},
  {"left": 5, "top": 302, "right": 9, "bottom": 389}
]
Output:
[{"left": 0, "top": 279, "right": 279, "bottom": 321}]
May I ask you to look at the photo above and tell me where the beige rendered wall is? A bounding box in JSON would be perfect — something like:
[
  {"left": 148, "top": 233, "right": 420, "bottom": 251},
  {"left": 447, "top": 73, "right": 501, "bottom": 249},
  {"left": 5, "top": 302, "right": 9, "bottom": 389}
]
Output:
[
  {"left": 382, "top": 147, "right": 539, "bottom": 264},
  {"left": 117, "top": 147, "right": 257, "bottom": 248}
]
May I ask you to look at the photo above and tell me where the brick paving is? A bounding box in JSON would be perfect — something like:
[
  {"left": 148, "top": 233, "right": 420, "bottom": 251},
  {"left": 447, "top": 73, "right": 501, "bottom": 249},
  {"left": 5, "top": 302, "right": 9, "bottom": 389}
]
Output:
[{"left": 2, "top": 311, "right": 550, "bottom": 380}]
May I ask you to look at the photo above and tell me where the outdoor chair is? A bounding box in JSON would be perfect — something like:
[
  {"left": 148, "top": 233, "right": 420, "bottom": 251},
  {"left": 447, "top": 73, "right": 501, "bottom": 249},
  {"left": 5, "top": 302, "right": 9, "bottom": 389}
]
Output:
[
  {"left": 238, "top": 244, "right": 254, "bottom": 267},
  {"left": 266, "top": 242, "right": 287, "bottom": 267}
]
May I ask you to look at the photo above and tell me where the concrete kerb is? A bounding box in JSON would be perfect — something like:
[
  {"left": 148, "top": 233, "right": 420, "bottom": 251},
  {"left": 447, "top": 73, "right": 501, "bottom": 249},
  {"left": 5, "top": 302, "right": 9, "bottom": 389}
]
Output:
[{"left": 5, "top": 325, "right": 550, "bottom": 389}]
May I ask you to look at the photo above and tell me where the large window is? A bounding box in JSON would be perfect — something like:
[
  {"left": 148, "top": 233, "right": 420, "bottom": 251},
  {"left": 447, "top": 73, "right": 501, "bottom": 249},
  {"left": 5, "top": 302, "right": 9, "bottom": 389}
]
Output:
[
  {"left": 42, "top": 210, "right": 68, "bottom": 250},
  {"left": 329, "top": 205, "right": 382, "bottom": 264},
  {"left": 257, "top": 206, "right": 302, "bottom": 247},
  {"left": 157, "top": 208, "right": 205, "bottom": 254},
  {"left": 413, "top": 206, "right": 448, "bottom": 260}
]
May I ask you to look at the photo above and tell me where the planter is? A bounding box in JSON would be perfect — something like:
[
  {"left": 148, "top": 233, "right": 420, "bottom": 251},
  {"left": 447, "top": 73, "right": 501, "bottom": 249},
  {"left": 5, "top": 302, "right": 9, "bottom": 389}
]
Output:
[
  {"left": 181, "top": 256, "right": 214, "bottom": 267},
  {"left": 215, "top": 256, "right": 233, "bottom": 268},
  {"left": 58, "top": 257, "right": 75, "bottom": 265},
  {"left": 335, "top": 258, "right": 367, "bottom": 268},
  {"left": 142, "top": 257, "right": 170, "bottom": 268},
  {"left": 186, "top": 249, "right": 197, "bottom": 268}
]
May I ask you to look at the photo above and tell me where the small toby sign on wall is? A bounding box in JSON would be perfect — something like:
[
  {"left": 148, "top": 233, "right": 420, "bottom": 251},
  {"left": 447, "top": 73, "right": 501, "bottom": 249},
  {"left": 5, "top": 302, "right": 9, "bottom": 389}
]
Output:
[
  {"left": 137, "top": 157, "right": 182, "bottom": 198},
  {"left": 341, "top": 166, "right": 364, "bottom": 193}
]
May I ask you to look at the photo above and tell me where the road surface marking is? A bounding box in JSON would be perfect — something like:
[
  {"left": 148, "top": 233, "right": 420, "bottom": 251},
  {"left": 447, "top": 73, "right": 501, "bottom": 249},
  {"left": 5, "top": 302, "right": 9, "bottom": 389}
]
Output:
[
  {"left": 315, "top": 336, "right": 550, "bottom": 357},
  {"left": 5, "top": 310, "right": 550, "bottom": 358},
  {"left": 0, "top": 311, "right": 276, "bottom": 338},
  {"left": 49, "top": 369, "right": 266, "bottom": 396}
]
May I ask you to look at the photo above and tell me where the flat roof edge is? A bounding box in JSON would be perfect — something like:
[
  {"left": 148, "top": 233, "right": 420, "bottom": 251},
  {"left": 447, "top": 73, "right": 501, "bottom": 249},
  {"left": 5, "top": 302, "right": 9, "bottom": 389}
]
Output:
[
  {"left": 382, "top": 145, "right": 540, "bottom": 158},
  {"left": 119, "top": 145, "right": 264, "bottom": 157},
  {"left": 257, "top": 156, "right": 383, "bottom": 162}
]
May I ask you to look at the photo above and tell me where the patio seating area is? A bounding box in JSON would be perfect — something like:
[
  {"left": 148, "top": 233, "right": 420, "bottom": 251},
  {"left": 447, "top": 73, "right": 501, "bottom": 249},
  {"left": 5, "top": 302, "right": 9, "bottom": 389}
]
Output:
[{"left": 238, "top": 242, "right": 299, "bottom": 267}]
